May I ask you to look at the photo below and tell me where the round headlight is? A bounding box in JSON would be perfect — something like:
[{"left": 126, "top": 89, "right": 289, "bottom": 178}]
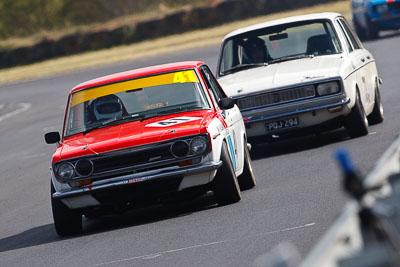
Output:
[
  {"left": 57, "top": 163, "right": 75, "bottom": 182},
  {"left": 75, "top": 159, "right": 94, "bottom": 177},
  {"left": 171, "top": 140, "right": 189, "bottom": 158},
  {"left": 190, "top": 137, "right": 207, "bottom": 155},
  {"left": 317, "top": 82, "right": 340, "bottom": 96}
]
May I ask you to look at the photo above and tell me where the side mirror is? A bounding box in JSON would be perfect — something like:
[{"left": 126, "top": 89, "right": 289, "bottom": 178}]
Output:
[
  {"left": 44, "top": 132, "right": 61, "bottom": 144},
  {"left": 218, "top": 97, "right": 235, "bottom": 110}
]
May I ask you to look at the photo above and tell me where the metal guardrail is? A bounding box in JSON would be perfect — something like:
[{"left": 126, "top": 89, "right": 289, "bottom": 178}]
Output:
[{"left": 257, "top": 134, "right": 400, "bottom": 267}]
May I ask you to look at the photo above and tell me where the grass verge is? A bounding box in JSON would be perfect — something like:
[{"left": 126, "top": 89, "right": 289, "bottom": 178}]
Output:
[{"left": 0, "top": 1, "right": 350, "bottom": 85}]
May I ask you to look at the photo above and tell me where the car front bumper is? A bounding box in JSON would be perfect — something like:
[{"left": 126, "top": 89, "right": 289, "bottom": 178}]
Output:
[
  {"left": 53, "top": 161, "right": 222, "bottom": 208},
  {"left": 241, "top": 95, "right": 350, "bottom": 138}
]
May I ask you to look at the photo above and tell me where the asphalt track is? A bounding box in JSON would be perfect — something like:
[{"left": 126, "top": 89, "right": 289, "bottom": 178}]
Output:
[{"left": 1, "top": 31, "right": 400, "bottom": 267}]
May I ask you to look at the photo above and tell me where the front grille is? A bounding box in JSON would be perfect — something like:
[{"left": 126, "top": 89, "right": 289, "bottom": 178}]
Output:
[
  {"left": 55, "top": 134, "right": 210, "bottom": 184},
  {"left": 389, "top": 2, "right": 400, "bottom": 11},
  {"left": 92, "top": 145, "right": 173, "bottom": 174},
  {"left": 374, "top": 2, "right": 400, "bottom": 12},
  {"left": 237, "top": 85, "right": 315, "bottom": 110}
]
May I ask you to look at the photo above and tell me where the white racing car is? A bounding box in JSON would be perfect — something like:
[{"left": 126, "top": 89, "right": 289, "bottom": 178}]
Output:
[{"left": 216, "top": 12, "right": 384, "bottom": 142}]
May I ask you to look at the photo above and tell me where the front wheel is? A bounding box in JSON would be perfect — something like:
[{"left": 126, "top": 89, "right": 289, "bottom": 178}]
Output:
[
  {"left": 345, "top": 91, "right": 369, "bottom": 138},
  {"left": 213, "top": 142, "right": 241, "bottom": 205},
  {"left": 51, "top": 182, "right": 82, "bottom": 236},
  {"left": 354, "top": 19, "right": 367, "bottom": 41},
  {"left": 366, "top": 16, "right": 379, "bottom": 40},
  {"left": 238, "top": 141, "right": 256, "bottom": 190}
]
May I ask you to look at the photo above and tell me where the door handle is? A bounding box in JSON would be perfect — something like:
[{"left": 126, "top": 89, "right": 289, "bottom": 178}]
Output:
[{"left": 221, "top": 111, "right": 226, "bottom": 119}]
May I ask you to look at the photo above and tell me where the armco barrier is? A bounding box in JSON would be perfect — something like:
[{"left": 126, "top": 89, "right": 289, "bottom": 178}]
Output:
[
  {"left": 0, "top": 0, "right": 338, "bottom": 69},
  {"left": 257, "top": 134, "right": 400, "bottom": 267}
]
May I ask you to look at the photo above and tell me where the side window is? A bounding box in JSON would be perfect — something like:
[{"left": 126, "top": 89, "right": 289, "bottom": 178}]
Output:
[
  {"left": 201, "top": 66, "right": 226, "bottom": 108},
  {"left": 200, "top": 68, "right": 219, "bottom": 108},
  {"left": 340, "top": 18, "right": 362, "bottom": 49},
  {"left": 326, "top": 22, "right": 342, "bottom": 52},
  {"left": 336, "top": 19, "right": 353, "bottom": 53}
]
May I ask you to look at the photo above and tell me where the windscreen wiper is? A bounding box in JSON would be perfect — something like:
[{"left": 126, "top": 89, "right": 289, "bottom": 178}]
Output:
[
  {"left": 222, "top": 63, "right": 268, "bottom": 75},
  {"left": 267, "top": 54, "right": 314, "bottom": 65},
  {"left": 82, "top": 115, "right": 140, "bottom": 135}
]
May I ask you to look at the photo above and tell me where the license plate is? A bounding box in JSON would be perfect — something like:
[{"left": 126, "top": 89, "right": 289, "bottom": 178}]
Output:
[{"left": 265, "top": 117, "right": 299, "bottom": 132}]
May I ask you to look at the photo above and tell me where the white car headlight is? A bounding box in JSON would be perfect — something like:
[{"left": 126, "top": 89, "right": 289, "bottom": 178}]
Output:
[
  {"left": 57, "top": 162, "right": 75, "bottom": 182},
  {"left": 376, "top": 4, "right": 389, "bottom": 13},
  {"left": 190, "top": 137, "right": 207, "bottom": 155},
  {"left": 317, "top": 82, "right": 340, "bottom": 96}
]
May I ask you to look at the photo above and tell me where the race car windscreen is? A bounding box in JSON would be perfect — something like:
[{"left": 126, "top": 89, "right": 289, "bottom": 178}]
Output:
[
  {"left": 218, "top": 19, "right": 342, "bottom": 76},
  {"left": 64, "top": 70, "right": 210, "bottom": 136}
]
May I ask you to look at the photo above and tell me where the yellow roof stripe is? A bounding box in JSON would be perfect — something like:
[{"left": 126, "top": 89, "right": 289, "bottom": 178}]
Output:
[{"left": 71, "top": 70, "right": 199, "bottom": 107}]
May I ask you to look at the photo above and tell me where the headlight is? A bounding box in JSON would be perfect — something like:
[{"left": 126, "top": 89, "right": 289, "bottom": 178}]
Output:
[
  {"left": 190, "top": 137, "right": 207, "bottom": 155},
  {"left": 376, "top": 4, "right": 389, "bottom": 13},
  {"left": 57, "top": 162, "right": 75, "bottom": 182},
  {"left": 171, "top": 140, "right": 189, "bottom": 158},
  {"left": 317, "top": 82, "right": 340, "bottom": 96},
  {"left": 75, "top": 159, "right": 94, "bottom": 177}
]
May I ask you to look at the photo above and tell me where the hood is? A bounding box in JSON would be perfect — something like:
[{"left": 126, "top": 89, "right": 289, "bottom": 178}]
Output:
[
  {"left": 218, "top": 55, "right": 344, "bottom": 97},
  {"left": 55, "top": 110, "right": 214, "bottom": 161}
]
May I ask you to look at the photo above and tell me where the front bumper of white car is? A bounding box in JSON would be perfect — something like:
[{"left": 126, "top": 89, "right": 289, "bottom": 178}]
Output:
[{"left": 236, "top": 89, "right": 351, "bottom": 138}]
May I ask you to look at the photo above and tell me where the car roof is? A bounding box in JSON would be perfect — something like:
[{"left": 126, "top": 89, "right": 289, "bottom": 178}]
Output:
[
  {"left": 71, "top": 61, "right": 205, "bottom": 93},
  {"left": 223, "top": 12, "right": 342, "bottom": 40}
]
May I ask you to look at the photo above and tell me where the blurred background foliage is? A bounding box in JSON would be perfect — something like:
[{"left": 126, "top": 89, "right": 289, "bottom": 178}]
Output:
[{"left": 0, "top": 0, "right": 210, "bottom": 40}]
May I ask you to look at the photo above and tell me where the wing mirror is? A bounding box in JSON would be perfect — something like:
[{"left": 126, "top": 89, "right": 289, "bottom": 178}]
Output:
[
  {"left": 218, "top": 97, "right": 235, "bottom": 110},
  {"left": 44, "top": 131, "right": 61, "bottom": 145}
]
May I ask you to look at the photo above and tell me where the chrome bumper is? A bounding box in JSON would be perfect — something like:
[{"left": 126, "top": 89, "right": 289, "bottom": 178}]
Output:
[
  {"left": 53, "top": 161, "right": 222, "bottom": 199},
  {"left": 242, "top": 97, "right": 350, "bottom": 124}
]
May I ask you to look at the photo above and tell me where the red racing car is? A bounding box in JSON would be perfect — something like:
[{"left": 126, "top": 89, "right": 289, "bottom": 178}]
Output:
[{"left": 44, "top": 61, "right": 256, "bottom": 236}]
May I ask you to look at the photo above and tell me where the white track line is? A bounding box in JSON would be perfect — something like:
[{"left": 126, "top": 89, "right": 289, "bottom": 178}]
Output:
[
  {"left": 0, "top": 103, "right": 31, "bottom": 122},
  {"left": 91, "top": 222, "right": 315, "bottom": 266}
]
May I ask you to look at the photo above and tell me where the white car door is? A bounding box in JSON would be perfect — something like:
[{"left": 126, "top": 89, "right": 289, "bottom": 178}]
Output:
[
  {"left": 337, "top": 18, "right": 374, "bottom": 107},
  {"left": 200, "top": 65, "right": 243, "bottom": 172}
]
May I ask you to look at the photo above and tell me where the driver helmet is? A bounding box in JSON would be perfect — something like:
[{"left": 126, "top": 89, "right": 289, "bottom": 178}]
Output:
[
  {"left": 92, "top": 94, "right": 122, "bottom": 120},
  {"left": 244, "top": 37, "right": 268, "bottom": 61}
]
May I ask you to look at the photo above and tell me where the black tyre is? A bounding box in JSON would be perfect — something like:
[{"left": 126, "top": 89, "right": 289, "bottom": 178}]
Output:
[
  {"left": 345, "top": 91, "right": 369, "bottom": 138},
  {"left": 354, "top": 19, "right": 366, "bottom": 41},
  {"left": 238, "top": 141, "right": 256, "bottom": 190},
  {"left": 366, "top": 16, "right": 379, "bottom": 40},
  {"left": 367, "top": 86, "right": 384, "bottom": 125},
  {"left": 51, "top": 182, "right": 82, "bottom": 236},
  {"left": 213, "top": 142, "right": 241, "bottom": 205}
]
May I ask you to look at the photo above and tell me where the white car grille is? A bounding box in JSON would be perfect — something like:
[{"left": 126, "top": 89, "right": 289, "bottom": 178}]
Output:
[{"left": 237, "top": 85, "right": 315, "bottom": 110}]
